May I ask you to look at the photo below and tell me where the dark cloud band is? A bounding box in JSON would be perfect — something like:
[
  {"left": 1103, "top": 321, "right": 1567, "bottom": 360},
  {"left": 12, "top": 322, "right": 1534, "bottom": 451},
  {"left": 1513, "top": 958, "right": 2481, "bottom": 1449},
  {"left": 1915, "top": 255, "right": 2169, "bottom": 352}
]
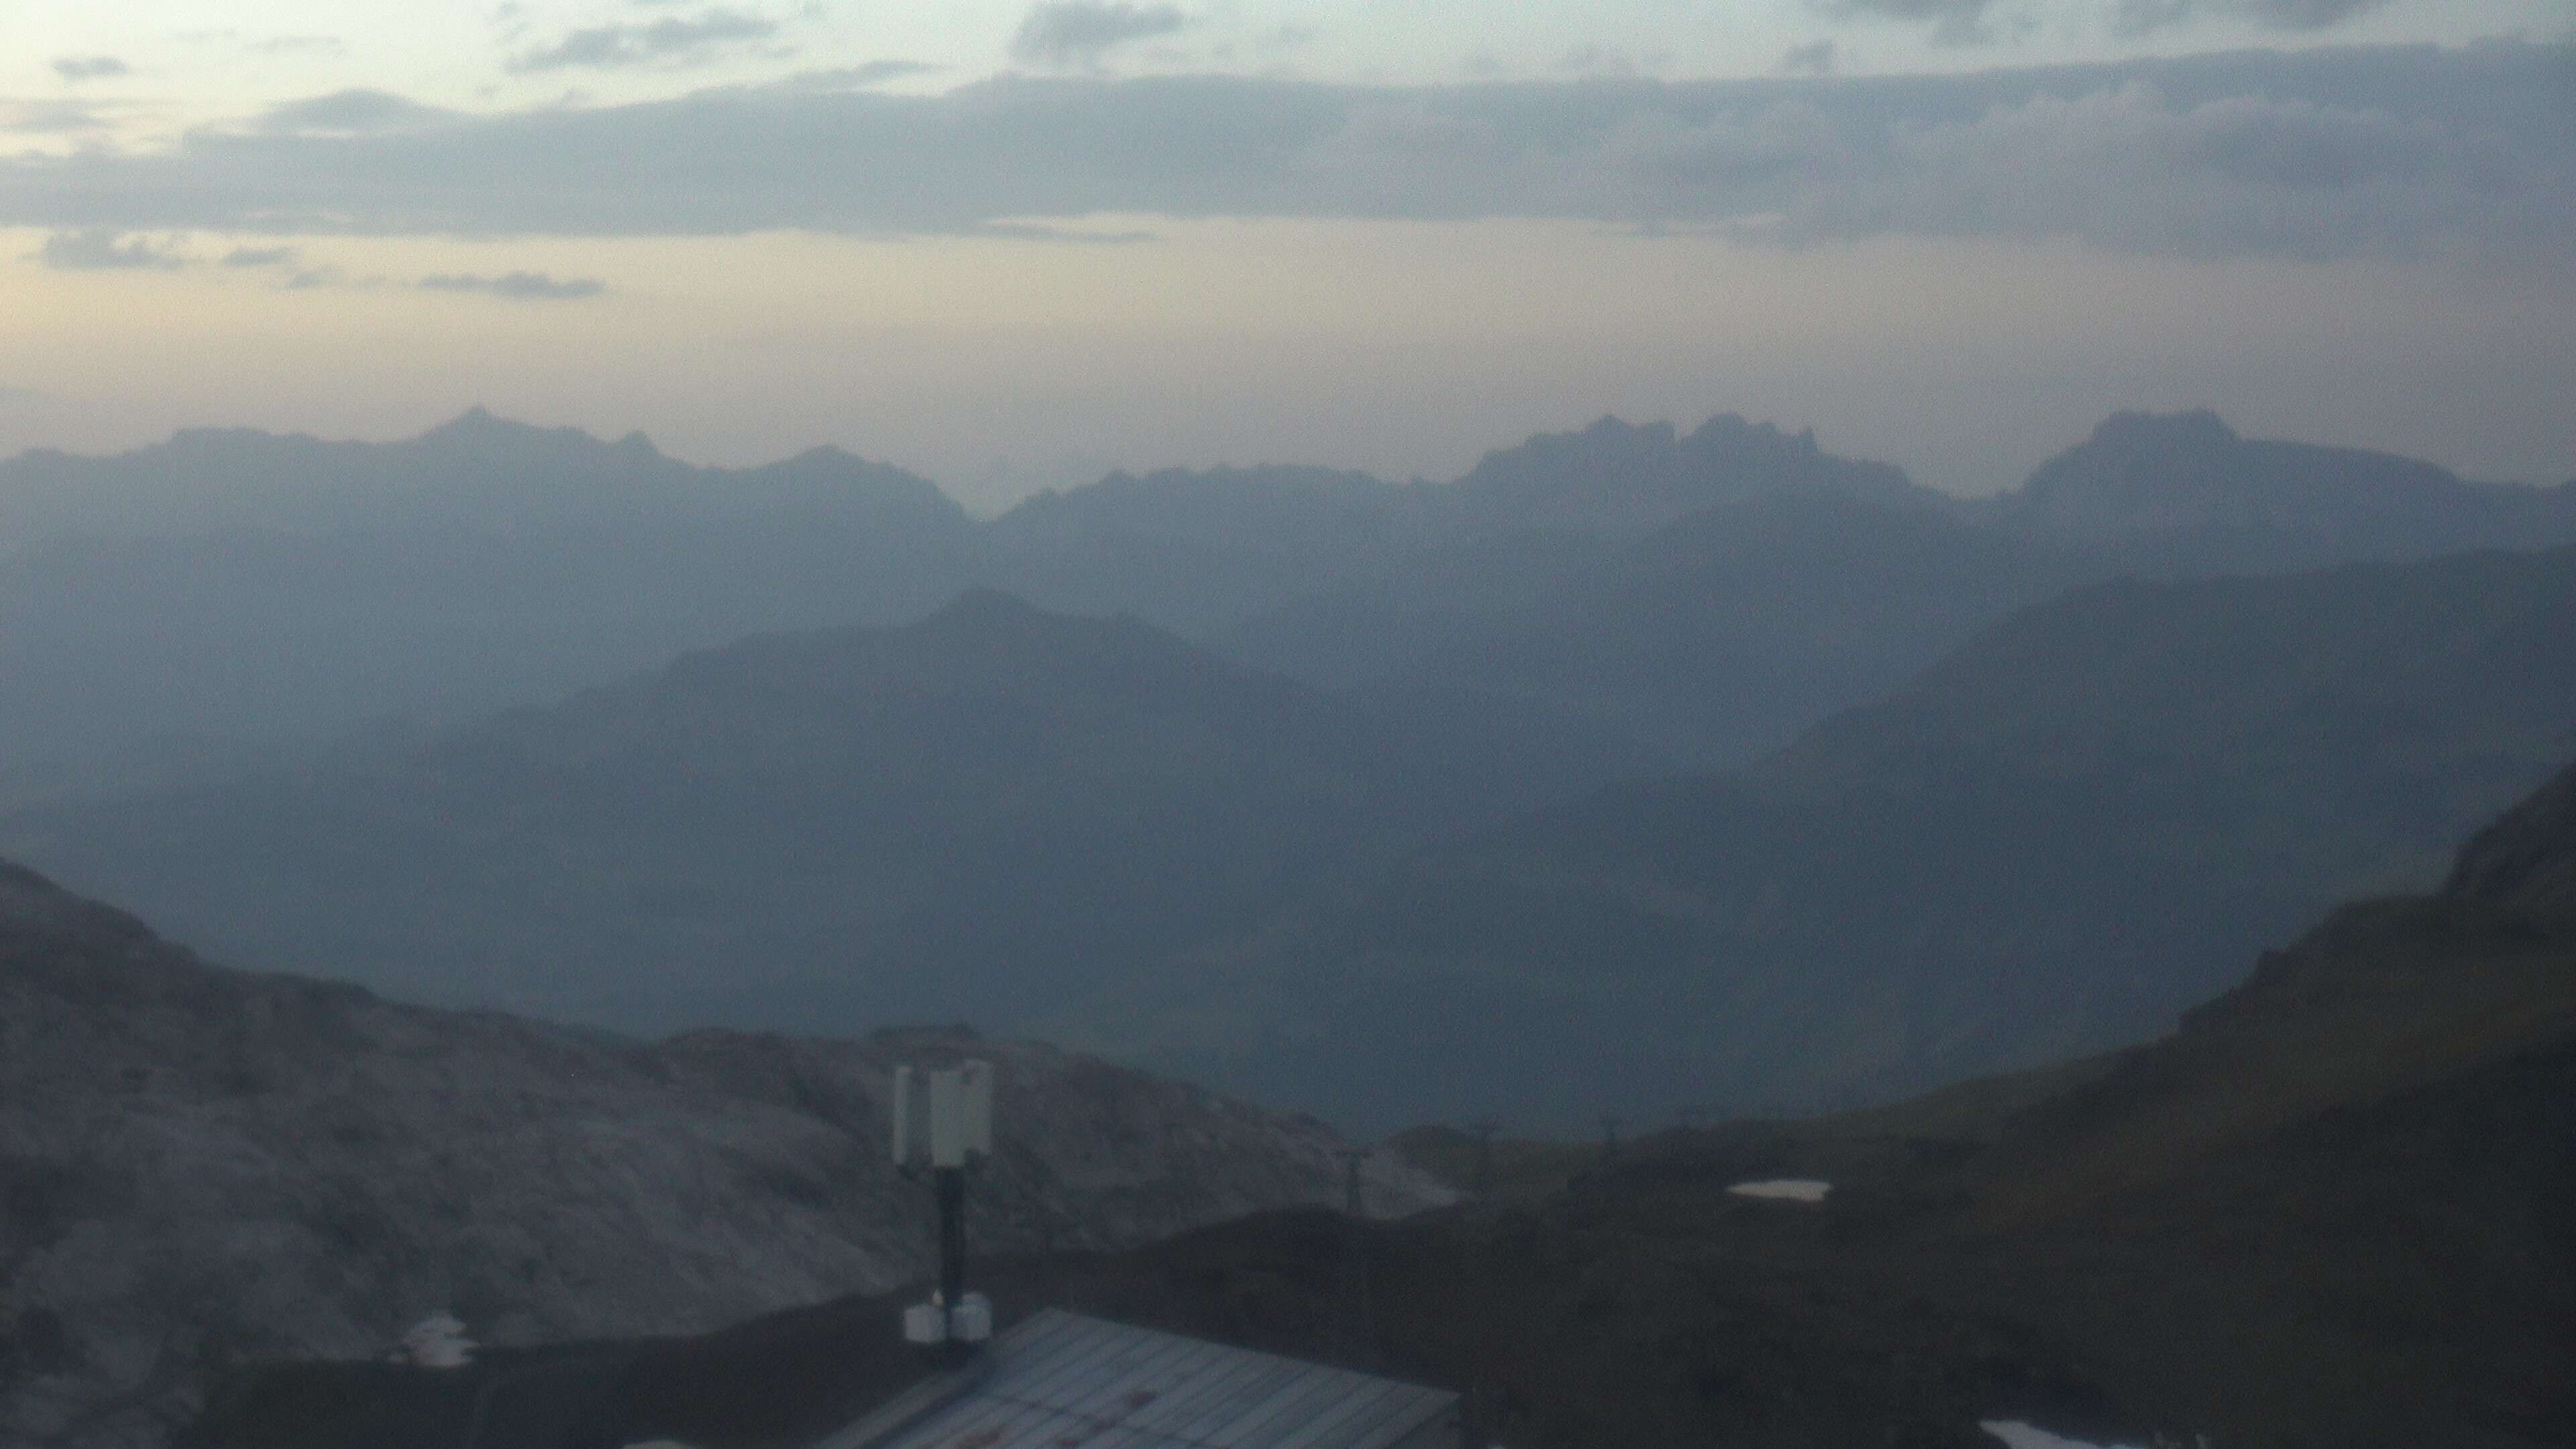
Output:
[
  {"left": 1, "top": 42, "right": 2563, "bottom": 266},
  {"left": 51, "top": 56, "right": 133, "bottom": 83},
  {"left": 508, "top": 9, "right": 781, "bottom": 73},
  {"left": 35, "top": 229, "right": 186, "bottom": 270}
]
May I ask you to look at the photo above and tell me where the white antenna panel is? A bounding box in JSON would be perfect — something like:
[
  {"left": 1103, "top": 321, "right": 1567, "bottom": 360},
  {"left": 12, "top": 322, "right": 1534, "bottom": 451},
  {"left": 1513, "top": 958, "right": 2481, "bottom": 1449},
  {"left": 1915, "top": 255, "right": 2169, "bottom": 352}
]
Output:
[
  {"left": 892, "top": 1059, "right": 992, "bottom": 1169},
  {"left": 928, "top": 1068, "right": 965, "bottom": 1167},
  {"left": 960, "top": 1060, "right": 994, "bottom": 1157}
]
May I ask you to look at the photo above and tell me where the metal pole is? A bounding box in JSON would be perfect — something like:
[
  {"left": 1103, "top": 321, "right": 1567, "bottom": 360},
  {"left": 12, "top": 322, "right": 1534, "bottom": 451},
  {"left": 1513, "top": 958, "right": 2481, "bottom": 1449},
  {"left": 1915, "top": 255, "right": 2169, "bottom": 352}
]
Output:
[{"left": 936, "top": 1165, "right": 965, "bottom": 1340}]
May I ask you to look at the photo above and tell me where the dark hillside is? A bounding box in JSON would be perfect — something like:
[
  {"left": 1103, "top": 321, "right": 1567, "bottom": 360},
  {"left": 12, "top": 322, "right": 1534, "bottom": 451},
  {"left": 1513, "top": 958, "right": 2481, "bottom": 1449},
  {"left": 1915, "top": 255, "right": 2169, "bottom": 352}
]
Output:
[
  {"left": 4, "top": 592, "right": 1651, "bottom": 1033},
  {"left": 0, "top": 413, "right": 980, "bottom": 801},
  {"left": 983, "top": 464, "right": 1416, "bottom": 636},
  {"left": 1095, "top": 545, "right": 2576, "bottom": 1131},
  {"left": 1403, "top": 486, "right": 2094, "bottom": 765}
]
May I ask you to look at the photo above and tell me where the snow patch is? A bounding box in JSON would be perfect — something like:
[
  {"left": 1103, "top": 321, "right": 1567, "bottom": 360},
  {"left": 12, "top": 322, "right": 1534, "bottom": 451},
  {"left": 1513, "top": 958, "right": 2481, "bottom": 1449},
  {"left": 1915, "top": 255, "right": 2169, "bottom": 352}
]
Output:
[
  {"left": 1726, "top": 1178, "right": 1831, "bottom": 1203},
  {"left": 1979, "top": 1421, "right": 2147, "bottom": 1449},
  {"left": 397, "top": 1311, "right": 476, "bottom": 1369}
]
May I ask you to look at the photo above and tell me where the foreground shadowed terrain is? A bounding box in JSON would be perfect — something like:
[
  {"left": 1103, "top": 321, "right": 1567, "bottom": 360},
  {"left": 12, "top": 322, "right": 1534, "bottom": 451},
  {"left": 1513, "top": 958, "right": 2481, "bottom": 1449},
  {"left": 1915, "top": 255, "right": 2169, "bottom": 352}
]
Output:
[{"left": 189, "top": 755, "right": 2576, "bottom": 1449}]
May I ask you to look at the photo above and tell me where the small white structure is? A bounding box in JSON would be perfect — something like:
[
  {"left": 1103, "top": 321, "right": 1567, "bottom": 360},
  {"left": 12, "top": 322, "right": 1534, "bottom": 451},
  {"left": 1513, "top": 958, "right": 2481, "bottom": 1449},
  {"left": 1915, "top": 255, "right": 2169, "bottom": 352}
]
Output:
[{"left": 902, "top": 1293, "right": 991, "bottom": 1346}]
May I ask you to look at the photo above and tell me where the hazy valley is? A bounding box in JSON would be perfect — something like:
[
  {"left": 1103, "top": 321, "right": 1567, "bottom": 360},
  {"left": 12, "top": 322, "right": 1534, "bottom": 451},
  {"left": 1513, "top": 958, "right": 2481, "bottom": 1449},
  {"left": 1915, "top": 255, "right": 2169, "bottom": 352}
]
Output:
[{"left": 7, "top": 409, "right": 2573, "bottom": 1132}]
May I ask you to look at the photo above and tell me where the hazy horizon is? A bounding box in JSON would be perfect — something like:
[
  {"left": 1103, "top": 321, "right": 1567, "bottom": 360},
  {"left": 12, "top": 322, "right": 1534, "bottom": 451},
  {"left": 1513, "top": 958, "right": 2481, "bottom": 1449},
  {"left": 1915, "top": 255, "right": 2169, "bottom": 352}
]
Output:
[
  {"left": 3, "top": 393, "right": 2565, "bottom": 521},
  {"left": 5, "top": 3, "right": 2570, "bottom": 511}
]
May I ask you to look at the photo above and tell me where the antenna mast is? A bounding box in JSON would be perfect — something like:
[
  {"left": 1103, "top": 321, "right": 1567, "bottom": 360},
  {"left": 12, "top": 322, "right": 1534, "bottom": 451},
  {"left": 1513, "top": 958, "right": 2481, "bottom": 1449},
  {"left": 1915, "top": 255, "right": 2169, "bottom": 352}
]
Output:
[{"left": 892, "top": 1060, "right": 996, "bottom": 1362}]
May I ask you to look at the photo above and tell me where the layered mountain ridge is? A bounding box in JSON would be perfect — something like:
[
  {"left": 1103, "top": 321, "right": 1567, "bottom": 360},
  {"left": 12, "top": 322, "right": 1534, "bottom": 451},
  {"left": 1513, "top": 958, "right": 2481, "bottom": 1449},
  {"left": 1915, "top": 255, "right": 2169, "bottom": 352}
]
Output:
[
  {"left": 10, "top": 406, "right": 2576, "bottom": 1133},
  {"left": 3, "top": 591, "right": 1654, "bottom": 1032},
  {"left": 11, "top": 405, "right": 2567, "bottom": 802}
]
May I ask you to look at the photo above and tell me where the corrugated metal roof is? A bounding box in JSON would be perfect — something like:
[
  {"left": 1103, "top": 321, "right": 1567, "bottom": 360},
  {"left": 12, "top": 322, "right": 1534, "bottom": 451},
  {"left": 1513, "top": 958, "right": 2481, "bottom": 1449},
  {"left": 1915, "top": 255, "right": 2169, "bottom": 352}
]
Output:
[{"left": 856, "top": 1311, "right": 1457, "bottom": 1449}]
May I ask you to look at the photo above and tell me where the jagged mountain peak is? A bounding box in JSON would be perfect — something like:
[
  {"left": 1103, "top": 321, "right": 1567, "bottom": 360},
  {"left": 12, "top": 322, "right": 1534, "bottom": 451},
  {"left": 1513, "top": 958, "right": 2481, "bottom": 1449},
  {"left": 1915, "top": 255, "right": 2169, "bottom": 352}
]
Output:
[
  {"left": 1996, "top": 408, "right": 2503, "bottom": 545},
  {"left": 1682, "top": 410, "right": 1823, "bottom": 452},
  {"left": 2082, "top": 407, "right": 2240, "bottom": 452},
  {"left": 1448, "top": 411, "right": 1929, "bottom": 535},
  {"left": 411, "top": 405, "right": 667, "bottom": 462}
]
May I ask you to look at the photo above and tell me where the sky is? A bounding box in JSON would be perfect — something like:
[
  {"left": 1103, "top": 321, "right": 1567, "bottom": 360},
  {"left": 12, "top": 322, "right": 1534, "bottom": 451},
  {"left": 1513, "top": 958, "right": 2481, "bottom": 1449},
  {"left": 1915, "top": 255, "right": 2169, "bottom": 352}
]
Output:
[{"left": 2, "top": 1, "right": 2570, "bottom": 508}]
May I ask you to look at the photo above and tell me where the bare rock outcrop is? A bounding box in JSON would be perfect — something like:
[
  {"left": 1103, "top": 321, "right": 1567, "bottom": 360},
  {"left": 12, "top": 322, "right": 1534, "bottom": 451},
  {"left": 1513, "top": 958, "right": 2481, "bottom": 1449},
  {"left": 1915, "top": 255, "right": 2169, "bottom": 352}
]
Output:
[{"left": 0, "top": 861, "right": 1444, "bottom": 1448}]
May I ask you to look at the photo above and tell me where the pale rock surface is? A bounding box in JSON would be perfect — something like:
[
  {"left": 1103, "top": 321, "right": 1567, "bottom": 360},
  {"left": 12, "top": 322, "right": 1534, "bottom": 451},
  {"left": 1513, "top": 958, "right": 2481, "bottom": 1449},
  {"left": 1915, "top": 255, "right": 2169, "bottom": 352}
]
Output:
[{"left": 0, "top": 861, "right": 1446, "bottom": 1448}]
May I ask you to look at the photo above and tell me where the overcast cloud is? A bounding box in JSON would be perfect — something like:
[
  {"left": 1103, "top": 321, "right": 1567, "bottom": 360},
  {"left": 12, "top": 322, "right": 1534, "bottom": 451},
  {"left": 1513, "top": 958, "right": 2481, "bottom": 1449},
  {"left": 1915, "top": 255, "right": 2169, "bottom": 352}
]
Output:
[
  {"left": 1835, "top": 0, "right": 2399, "bottom": 41},
  {"left": 508, "top": 9, "right": 784, "bottom": 73},
  {"left": 2212, "top": 0, "right": 2397, "bottom": 29},
  {"left": 35, "top": 229, "right": 187, "bottom": 270},
  {"left": 0, "top": 42, "right": 2563, "bottom": 267},
  {"left": 1816, "top": 0, "right": 2012, "bottom": 47},
  {"left": 253, "top": 89, "right": 461, "bottom": 136},
  {"left": 50, "top": 56, "right": 132, "bottom": 83},
  {"left": 1011, "top": 3, "right": 1189, "bottom": 68},
  {"left": 1780, "top": 41, "right": 1838, "bottom": 74},
  {"left": 778, "top": 60, "right": 945, "bottom": 91},
  {"left": 3, "top": 100, "right": 114, "bottom": 135}
]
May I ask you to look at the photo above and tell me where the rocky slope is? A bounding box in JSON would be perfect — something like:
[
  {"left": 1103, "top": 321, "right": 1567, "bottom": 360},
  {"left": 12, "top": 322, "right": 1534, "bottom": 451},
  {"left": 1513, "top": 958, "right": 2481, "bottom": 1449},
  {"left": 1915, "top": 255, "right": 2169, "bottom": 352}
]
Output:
[{"left": 0, "top": 861, "right": 1445, "bottom": 1449}]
